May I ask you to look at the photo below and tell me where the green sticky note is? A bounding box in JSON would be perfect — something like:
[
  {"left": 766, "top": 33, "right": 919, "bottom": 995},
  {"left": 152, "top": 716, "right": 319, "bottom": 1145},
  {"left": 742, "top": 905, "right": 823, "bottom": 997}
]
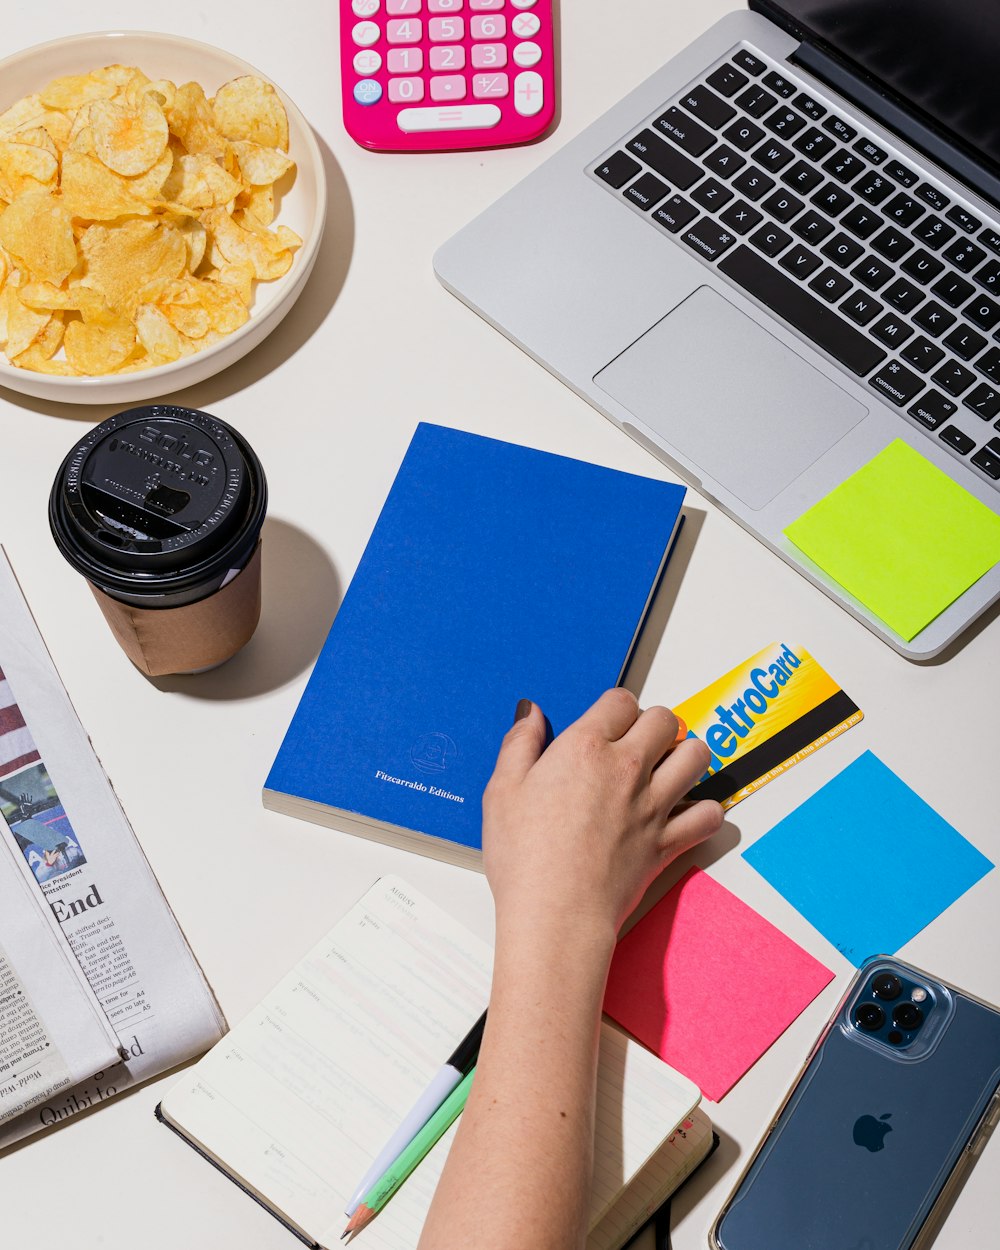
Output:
[{"left": 784, "top": 440, "right": 1000, "bottom": 641}]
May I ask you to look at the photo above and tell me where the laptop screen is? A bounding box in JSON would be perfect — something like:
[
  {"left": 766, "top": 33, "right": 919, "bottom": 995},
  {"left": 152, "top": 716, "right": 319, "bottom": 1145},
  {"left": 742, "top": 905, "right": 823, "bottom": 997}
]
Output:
[{"left": 759, "top": 0, "right": 1000, "bottom": 179}]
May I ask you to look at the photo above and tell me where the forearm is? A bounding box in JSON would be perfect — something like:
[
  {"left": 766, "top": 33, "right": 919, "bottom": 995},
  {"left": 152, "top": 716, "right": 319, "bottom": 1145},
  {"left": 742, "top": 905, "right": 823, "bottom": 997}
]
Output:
[{"left": 418, "top": 915, "right": 616, "bottom": 1250}]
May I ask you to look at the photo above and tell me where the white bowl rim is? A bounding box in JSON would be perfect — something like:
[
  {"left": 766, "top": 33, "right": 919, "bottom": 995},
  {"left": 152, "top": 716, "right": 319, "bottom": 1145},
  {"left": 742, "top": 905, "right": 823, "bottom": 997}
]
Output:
[{"left": 0, "top": 29, "right": 328, "bottom": 395}]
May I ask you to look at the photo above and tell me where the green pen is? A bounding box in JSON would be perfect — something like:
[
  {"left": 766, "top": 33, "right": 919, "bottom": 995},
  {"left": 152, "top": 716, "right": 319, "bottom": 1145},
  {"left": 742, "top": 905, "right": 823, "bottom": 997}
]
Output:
[{"left": 342, "top": 1068, "right": 476, "bottom": 1239}]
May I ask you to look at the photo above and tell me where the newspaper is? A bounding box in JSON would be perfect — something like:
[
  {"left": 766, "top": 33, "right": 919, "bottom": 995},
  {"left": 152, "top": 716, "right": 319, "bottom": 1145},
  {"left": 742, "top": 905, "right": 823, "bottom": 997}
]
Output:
[{"left": 0, "top": 549, "right": 226, "bottom": 1146}]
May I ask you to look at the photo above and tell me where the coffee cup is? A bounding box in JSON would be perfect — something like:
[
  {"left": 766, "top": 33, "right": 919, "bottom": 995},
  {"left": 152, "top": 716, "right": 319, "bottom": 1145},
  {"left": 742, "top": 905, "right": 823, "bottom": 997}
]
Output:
[{"left": 49, "top": 405, "right": 267, "bottom": 677}]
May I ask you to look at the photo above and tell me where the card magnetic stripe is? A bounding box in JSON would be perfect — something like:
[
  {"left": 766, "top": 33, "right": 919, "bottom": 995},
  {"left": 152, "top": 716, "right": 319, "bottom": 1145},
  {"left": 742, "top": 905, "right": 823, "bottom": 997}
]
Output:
[{"left": 687, "top": 690, "right": 860, "bottom": 803}]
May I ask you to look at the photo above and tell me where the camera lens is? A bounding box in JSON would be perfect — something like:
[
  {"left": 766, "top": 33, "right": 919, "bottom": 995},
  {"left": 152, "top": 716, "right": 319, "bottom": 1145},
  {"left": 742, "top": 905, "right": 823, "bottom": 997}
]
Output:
[
  {"left": 892, "top": 1002, "right": 924, "bottom": 1031},
  {"left": 872, "top": 973, "right": 902, "bottom": 1000},
  {"left": 856, "top": 1002, "right": 885, "bottom": 1031}
]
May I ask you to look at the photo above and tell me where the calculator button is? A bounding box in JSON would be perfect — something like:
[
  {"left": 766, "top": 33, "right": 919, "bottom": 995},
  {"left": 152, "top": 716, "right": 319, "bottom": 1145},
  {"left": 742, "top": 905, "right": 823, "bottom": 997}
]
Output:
[
  {"left": 511, "top": 0, "right": 539, "bottom": 7},
  {"left": 512, "top": 40, "right": 542, "bottom": 67},
  {"left": 471, "top": 14, "right": 506, "bottom": 38},
  {"left": 470, "top": 0, "right": 503, "bottom": 7},
  {"left": 353, "top": 0, "right": 380, "bottom": 14},
  {"left": 514, "top": 69, "right": 544, "bottom": 116},
  {"left": 429, "top": 16, "right": 464, "bottom": 39},
  {"left": 429, "top": 0, "right": 463, "bottom": 9},
  {"left": 430, "top": 45, "right": 466, "bottom": 70},
  {"left": 430, "top": 74, "right": 467, "bottom": 101},
  {"left": 397, "top": 103, "right": 502, "bottom": 130},
  {"left": 472, "top": 43, "right": 507, "bottom": 67},
  {"left": 354, "top": 79, "right": 384, "bottom": 106},
  {"left": 386, "top": 0, "right": 421, "bottom": 10},
  {"left": 352, "top": 20, "right": 381, "bottom": 46},
  {"left": 473, "top": 72, "right": 509, "bottom": 98},
  {"left": 389, "top": 76, "right": 425, "bottom": 102},
  {"left": 353, "top": 49, "right": 383, "bottom": 75},
  {"left": 387, "top": 47, "right": 424, "bottom": 72},
  {"left": 511, "top": 11, "right": 541, "bottom": 37},
  {"left": 387, "top": 18, "right": 422, "bottom": 41}
]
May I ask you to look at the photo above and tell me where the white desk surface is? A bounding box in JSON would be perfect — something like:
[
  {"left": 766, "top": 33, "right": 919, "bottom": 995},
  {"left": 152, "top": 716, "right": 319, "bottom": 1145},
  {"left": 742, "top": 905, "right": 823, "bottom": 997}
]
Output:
[{"left": 2, "top": 3, "right": 998, "bottom": 1248}]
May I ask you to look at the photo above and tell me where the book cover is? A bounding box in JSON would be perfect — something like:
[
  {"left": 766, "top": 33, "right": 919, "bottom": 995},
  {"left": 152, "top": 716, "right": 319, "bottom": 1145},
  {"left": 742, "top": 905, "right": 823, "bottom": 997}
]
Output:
[{"left": 264, "top": 424, "right": 686, "bottom": 862}]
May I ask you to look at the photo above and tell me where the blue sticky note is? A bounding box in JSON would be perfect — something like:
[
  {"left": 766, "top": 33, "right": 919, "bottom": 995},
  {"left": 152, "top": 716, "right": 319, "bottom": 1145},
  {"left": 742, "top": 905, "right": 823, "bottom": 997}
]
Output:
[{"left": 743, "top": 752, "right": 993, "bottom": 966}]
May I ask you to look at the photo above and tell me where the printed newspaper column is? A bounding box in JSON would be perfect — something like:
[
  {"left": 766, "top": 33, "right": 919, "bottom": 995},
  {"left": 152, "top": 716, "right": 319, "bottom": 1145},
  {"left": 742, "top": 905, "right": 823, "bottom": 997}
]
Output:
[{"left": 0, "top": 549, "right": 226, "bottom": 1145}]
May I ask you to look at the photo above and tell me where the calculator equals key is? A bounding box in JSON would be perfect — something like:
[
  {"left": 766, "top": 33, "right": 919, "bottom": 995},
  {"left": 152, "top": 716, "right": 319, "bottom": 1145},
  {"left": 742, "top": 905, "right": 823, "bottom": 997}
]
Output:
[{"left": 340, "top": 0, "right": 556, "bottom": 151}]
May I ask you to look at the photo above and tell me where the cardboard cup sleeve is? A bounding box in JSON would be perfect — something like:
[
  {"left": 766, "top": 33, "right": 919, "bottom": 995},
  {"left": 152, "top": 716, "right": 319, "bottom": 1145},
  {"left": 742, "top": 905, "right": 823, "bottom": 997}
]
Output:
[{"left": 89, "top": 543, "right": 263, "bottom": 677}]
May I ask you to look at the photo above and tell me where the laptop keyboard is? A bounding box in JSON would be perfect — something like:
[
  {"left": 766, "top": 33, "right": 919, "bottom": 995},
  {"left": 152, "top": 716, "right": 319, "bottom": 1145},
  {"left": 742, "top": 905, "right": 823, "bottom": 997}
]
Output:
[{"left": 590, "top": 46, "right": 1000, "bottom": 488}]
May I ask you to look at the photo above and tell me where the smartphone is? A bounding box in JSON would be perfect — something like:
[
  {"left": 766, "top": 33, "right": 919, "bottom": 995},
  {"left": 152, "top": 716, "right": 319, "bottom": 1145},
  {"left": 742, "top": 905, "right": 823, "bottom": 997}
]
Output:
[{"left": 712, "top": 957, "right": 1000, "bottom": 1250}]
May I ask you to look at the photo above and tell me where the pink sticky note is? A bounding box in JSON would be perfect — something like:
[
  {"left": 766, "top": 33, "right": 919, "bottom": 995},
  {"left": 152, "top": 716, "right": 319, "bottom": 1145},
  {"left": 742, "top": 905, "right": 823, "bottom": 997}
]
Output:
[{"left": 604, "top": 867, "right": 834, "bottom": 1101}]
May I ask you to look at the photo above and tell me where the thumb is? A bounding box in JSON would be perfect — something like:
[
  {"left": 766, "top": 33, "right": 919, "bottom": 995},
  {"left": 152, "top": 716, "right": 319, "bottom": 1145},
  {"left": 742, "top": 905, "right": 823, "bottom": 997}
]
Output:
[{"left": 491, "top": 699, "right": 546, "bottom": 786}]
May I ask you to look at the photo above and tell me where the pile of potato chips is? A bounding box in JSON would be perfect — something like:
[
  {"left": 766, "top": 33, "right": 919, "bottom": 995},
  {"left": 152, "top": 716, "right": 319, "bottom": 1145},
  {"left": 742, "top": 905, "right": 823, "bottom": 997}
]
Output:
[{"left": 0, "top": 64, "right": 302, "bottom": 376}]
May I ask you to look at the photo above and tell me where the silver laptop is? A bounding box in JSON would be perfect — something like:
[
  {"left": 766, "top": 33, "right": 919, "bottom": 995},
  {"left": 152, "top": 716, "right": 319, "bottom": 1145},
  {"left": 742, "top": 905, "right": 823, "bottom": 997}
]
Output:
[{"left": 434, "top": 1, "right": 1000, "bottom": 660}]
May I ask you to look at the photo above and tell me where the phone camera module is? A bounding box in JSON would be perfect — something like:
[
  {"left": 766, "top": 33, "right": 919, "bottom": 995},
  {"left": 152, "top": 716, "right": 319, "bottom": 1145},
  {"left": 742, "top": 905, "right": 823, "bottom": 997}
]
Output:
[
  {"left": 892, "top": 1002, "right": 924, "bottom": 1031},
  {"left": 872, "top": 972, "right": 903, "bottom": 1000},
  {"left": 856, "top": 1002, "right": 885, "bottom": 1031}
]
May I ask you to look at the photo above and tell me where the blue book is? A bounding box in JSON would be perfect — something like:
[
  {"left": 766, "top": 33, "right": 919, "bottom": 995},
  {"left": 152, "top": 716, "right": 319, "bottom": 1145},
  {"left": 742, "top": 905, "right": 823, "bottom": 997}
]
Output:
[{"left": 263, "top": 424, "right": 686, "bottom": 868}]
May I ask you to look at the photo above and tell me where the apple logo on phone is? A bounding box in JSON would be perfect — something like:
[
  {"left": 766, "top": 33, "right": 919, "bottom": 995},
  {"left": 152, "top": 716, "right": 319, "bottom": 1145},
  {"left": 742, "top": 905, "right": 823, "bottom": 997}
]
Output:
[{"left": 853, "top": 1112, "right": 893, "bottom": 1151}]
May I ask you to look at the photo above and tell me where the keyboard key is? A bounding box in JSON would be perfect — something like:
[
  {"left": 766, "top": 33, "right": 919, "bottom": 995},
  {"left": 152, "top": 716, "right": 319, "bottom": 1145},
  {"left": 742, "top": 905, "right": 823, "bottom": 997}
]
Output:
[
  {"left": 472, "top": 71, "right": 509, "bottom": 97},
  {"left": 809, "top": 266, "right": 853, "bottom": 303},
  {"left": 719, "top": 244, "right": 887, "bottom": 374},
  {"left": 821, "top": 232, "right": 864, "bottom": 267},
  {"left": 691, "top": 177, "right": 734, "bottom": 211},
  {"left": 840, "top": 290, "right": 883, "bottom": 325},
  {"left": 915, "top": 183, "right": 949, "bottom": 211},
  {"left": 723, "top": 117, "right": 766, "bottom": 152},
  {"left": 388, "top": 75, "right": 425, "bottom": 102},
  {"left": 793, "top": 126, "right": 835, "bottom": 160},
  {"left": 430, "top": 73, "right": 466, "bottom": 100},
  {"left": 884, "top": 160, "right": 918, "bottom": 187},
  {"left": 471, "top": 13, "right": 506, "bottom": 36},
  {"left": 680, "top": 86, "right": 736, "bottom": 130},
  {"left": 883, "top": 193, "right": 924, "bottom": 227},
  {"left": 681, "top": 218, "right": 737, "bottom": 261},
  {"left": 510, "top": 43, "right": 538, "bottom": 68},
  {"left": 946, "top": 206, "right": 982, "bottom": 234},
  {"left": 883, "top": 277, "right": 923, "bottom": 313},
  {"left": 514, "top": 70, "right": 544, "bottom": 116},
  {"left": 624, "top": 172, "right": 670, "bottom": 210},
  {"left": 871, "top": 226, "right": 913, "bottom": 262},
  {"left": 735, "top": 84, "right": 777, "bottom": 118},
  {"left": 472, "top": 42, "right": 508, "bottom": 66},
  {"left": 719, "top": 199, "right": 764, "bottom": 235},
  {"left": 732, "top": 166, "right": 775, "bottom": 200},
  {"left": 869, "top": 359, "right": 923, "bottom": 405},
  {"left": 653, "top": 107, "right": 715, "bottom": 157},
  {"left": 762, "top": 189, "right": 804, "bottom": 222},
  {"left": 972, "top": 440, "right": 1000, "bottom": 478},
  {"left": 766, "top": 108, "right": 807, "bottom": 139},
  {"left": 823, "top": 150, "right": 867, "bottom": 183},
  {"left": 792, "top": 210, "right": 835, "bottom": 245},
  {"left": 913, "top": 215, "right": 956, "bottom": 250},
  {"left": 842, "top": 204, "right": 881, "bottom": 239},
  {"left": 913, "top": 300, "right": 956, "bottom": 336},
  {"left": 974, "top": 258, "right": 1000, "bottom": 293},
  {"left": 631, "top": 129, "right": 701, "bottom": 189},
  {"left": 901, "top": 249, "right": 945, "bottom": 284},
  {"left": 931, "top": 360, "right": 976, "bottom": 395},
  {"left": 854, "top": 170, "right": 892, "bottom": 204},
  {"left": 707, "top": 64, "right": 749, "bottom": 97},
  {"left": 942, "top": 238, "right": 986, "bottom": 273},
  {"left": 763, "top": 70, "right": 796, "bottom": 98},
  {"left": 811, "top": 183, "right": 854, "bottom": 216},
  {"left": 942, "top": 324, "right": 988, "bottom": 360},
  {"left": 820, "top": 119, "right": 855, "bottom": 150},
  {"left": 901, "top": 337, "right": 945, "bottom": 372},
  {"left": 780, "top": 244, "right": 822, "bottom": 279},
  {"left": 909, "top": 389, "right": 957, "bottom": 429},
  {"left": 793, "top": 92, "right": 825, "bottom": 121},
  {"left": 428, "top": 16, "right": 464, "bottom": 40},
  {"left": 595, "top": 151, "right": 641, "bottom": 189},
  {"left": 749, "top": 223, "right": 793, "bottom": 256},
  {"left": 430, "top": 45, "right": 467, "bottom": 70},
  {"left": 650, "top": 195, "right": 698, "bottom": 233},
  {"left": 753, "top": 139, "right": 794, "bottom": 171},
  {"left": 978, "top": 228, "right": 1000, "bottom": 254},
  {"left": 871, "top": 313, "right": 914, "bottom": 348},
  {"left": 733, "top": 49, "right": 766, "bottom": 76},
  {"left": 931, "top": 272, "right": 975, "bottom": 308},
  {"left": 397, "top": 102, "right": 501, "bottom": 130},
  {"left": 704, "top": 144, "right": 747, "bottom": 179},
  {"left": 854, "top": 137, "right": 887, "bottom": 164},
  {"left": 963, "top": 382, "right": 1000, "bottom": 420},
  {"left": 852, "top": 255, "right": 894, "bottom": 290},
  {"left": 782, "top": 160, "right": 825, "bottom": 194},
  {"left": 975, "top": 345, "right": 1000, "bottom": 383},
  {"left": 939, "top": 425, "right": 975, "bottom": 454},
  {"left": 965, "top": 295, "right": 1000, "bottom": 331},
  {"left": 387, "top": 17, "right": 423, "bottom": 42}
]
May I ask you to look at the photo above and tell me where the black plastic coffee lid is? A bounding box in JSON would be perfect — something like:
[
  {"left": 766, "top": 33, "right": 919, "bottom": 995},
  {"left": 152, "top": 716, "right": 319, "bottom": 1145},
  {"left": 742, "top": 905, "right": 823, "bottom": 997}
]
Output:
[{"left": 49, "top": 406, "right": 267, "bottom": 600}]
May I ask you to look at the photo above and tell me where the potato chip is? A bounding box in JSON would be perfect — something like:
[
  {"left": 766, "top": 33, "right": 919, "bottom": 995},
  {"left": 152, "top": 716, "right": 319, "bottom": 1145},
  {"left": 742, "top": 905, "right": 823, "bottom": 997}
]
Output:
[
  {"left": 0, "top": 284, "right": 52, "bottom": 358},
  {"left": 12, "top": 308, "right": 63, "bottom": 363},
  {"left": 39, "top": 73, "right": 117, "bottom": 112},
  {"left": 231, "top": 139, "right": 293, "bottom": 186},
  {"left": 167, "top": 82, "right": 228, "bottom": 159},
  {"left": 211, "top": 260, "right": 254, "bottom": 306},
  {"left": 92, "top": 63, "right": 149, "bottom": 93},
  {"left": 0, "top": 95, "right": 47, "bottom": 138},
  {"left": 162, "top": 152, "right": 243, "bottom": 209},
  {"left": 178, "top": 218, "right": 207, "bottom": 272},
  {"left": 237, "top": 184, "right": 274, "bottom": 227},
  {"left": 18, "top": 279, "right": 115, "bottom": 323},
  {"left": 212, "top": 76, "right": 288, "bottom": 150},
  {"left": 80, "top": 218, "right": 187, "bottom": 313},
  {"left": 0, "top": 191, "right": 77, "bottom": 285},
  {"left": 11, "top": 126, "right": 58, "bottom": 159},
  {"left": 205, "top": 206, "right": 297, "bottom": 280},
  {"left": 59, "top": 150, "right": 147, "bottom": 220},
  {"left": 0, "top": 140, "right": 58, "bottom": 200},
  {"left": 89, "top": 95, "right": 169, "bottom": 176},
  {"left": 64, "top": 315, "right": 136, "bottom": 374},
  {"left": 135, "top": 302, "right": 186, "bottom": 364},
  {"left": 126, "top": 77, "right": 177, "bottom": 113}
]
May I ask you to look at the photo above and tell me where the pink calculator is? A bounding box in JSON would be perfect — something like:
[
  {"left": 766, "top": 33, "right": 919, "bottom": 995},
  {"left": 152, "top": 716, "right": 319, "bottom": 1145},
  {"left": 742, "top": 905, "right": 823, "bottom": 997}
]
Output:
[{"left": 340, "top": 0, "right": 556, "bottom": 152}]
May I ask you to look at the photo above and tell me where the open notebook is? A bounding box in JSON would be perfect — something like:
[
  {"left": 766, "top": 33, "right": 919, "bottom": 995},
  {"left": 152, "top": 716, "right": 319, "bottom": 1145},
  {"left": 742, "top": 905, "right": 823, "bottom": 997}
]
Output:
[{"left": 158, "top": 878, "right": 711, "bottom": 1250}]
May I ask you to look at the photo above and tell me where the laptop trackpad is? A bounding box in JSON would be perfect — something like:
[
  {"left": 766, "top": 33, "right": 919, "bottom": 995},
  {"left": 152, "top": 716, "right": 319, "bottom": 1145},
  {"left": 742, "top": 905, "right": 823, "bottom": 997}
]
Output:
[{"left": 593, "top": 286, "right": 868, "bottom": 510}]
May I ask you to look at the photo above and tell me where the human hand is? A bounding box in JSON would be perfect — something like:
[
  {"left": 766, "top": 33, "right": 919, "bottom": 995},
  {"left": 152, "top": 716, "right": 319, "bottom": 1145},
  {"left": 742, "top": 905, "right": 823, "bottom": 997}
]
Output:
[{"left": 482, "top": 689, "right": 723, "bottom": 946}]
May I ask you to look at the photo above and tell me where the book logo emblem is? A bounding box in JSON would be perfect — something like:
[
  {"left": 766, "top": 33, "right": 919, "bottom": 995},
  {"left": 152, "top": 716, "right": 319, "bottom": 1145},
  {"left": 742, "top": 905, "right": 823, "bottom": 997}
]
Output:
[{"left": 410, "top": 732, "right": 456, "bottom": 773}]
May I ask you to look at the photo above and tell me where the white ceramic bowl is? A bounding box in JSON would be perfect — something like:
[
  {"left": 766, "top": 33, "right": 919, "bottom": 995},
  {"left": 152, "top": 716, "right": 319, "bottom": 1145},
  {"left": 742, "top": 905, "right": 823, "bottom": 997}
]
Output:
[{"left": 0, "top": 31, "right": 326, "bottom": 405}]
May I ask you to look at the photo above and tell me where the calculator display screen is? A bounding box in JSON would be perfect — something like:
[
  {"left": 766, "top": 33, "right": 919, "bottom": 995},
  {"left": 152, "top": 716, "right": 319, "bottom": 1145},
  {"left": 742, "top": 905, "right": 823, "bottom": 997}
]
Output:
[{"left": 759, "top": 0, "right": 1000, "bottom": 177}]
